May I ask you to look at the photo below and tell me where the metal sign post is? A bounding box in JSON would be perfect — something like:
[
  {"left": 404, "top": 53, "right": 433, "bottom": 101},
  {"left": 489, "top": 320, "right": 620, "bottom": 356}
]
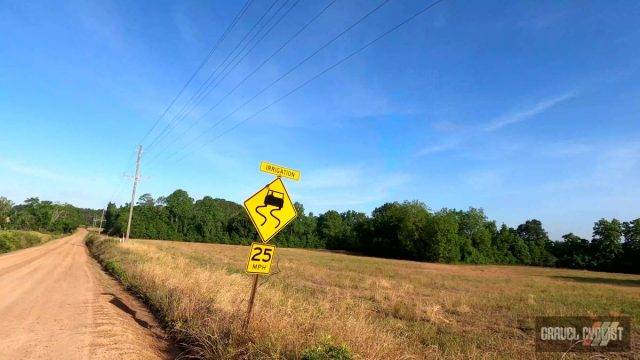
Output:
[
  {"left": 241, "top": 161, "right": 300, "bottom": 330},
  {"left": 243, "top": 273, "right": 259, "bottom": 331}
]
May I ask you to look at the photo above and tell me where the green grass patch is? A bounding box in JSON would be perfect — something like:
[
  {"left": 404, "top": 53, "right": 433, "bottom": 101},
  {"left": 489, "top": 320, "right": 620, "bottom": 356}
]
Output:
[
  {"left": 302, "top": 341, "right": 353, "bottom": 360},
  {"left": 0, "top": 230, "right": 56, "bottom": 254}
]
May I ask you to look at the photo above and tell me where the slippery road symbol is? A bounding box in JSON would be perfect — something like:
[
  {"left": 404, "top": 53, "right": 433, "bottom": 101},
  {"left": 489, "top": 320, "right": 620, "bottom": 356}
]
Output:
[
  {"left": 243, "top": 177, "right": 297, "bottom": 243},
  {"left": 255, "top": 189, "right": 284, "bottom": 228}
]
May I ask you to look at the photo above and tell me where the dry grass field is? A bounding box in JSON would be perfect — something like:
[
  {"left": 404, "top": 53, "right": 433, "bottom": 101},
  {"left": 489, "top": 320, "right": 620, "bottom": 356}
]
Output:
[{"left": 86, "top": 235, "right": 640, "bottom": 359}]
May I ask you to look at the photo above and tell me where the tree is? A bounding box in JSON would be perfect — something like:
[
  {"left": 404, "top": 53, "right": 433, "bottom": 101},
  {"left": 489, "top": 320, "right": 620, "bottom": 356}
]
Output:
[
  {"left": 193, "top": 196, "right": 230, "bottom": 243},
  {"left": 278, "top": 203, "right": 321, "bottom": 248},
  {"left": 621, "top": 219, "right": 640, "bottom": 274},
  {"left": 492, "top": 224, "right": 519, "bottom": 264},
  {"left": 340, "top": 210, "right": 368, "bottom": 251},
  {"left": 166, "top": 189, "right": 194, "bottom": 237},
  {"left": 367, "top": 201, "right": 430, "bottom": 259},
  {"left": 24, "top": 197, "right": 40, "bottom": 206},
  {"left": 0, "top": 196, "right": 95, "bottom": 233},
  {"left": 137, "top": 193, "right": 155, "bottom": 206},
  {"left": 104, "top": 202, "right": 121, "bottom": 236},
  {"left": 457, "top": 208, "right": 494, "bottom": 263},
  {"left": 22, "top": 185, "right": 630, "bottom": 274},
  {"left": 552, "top": 233, "right": 591, "bottom": 269},
  {"left": 0, "top": 197, "right": 13, "bottom": 229},
  {"left": 516, "top": 219, "right": 555, "bottom": 266},
  {"left": 317, "top": 211, "right": 346, "bottom": 250},
  {"left": 227, "top": 212, "right": 255, "bottom": 245},
  {"left": 590, "top": 218, "right": 623, "bottom": 271},
  {"left": 422, "top": 210, "right": 460, "bottom": 262}
]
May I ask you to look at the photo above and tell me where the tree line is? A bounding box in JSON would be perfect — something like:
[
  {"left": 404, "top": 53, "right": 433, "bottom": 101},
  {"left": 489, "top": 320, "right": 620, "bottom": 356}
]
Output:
[
  {"left": 102, "top": 189, "right": 640, "bottom": 274},
  {"left": 0, "top": 196, "right": 100, "bottom": 233}
]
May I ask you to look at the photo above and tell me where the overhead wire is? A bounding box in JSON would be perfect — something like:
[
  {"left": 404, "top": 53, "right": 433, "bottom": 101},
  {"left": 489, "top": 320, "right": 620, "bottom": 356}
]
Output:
[
  {"left": 173, "top": 0, "right": 447, "bottom": 163},
  {"left": 145, "top": 0, "right": 309, "bottom": 166},
  {"left": 139, "top": 0, "right": 254, "bottom": 147},
  {"left": 144, "top": 0, "right": 281, "bottom": 153},
  {"left": 146, "top": 0, "right": 296, "bottom": 158},
  {"left": 180, "top": 0, "right": 291, "bottom": 116},
  {"left": 99, "top": 151, "right": 135, "bottom": 227},
  {"left": 109, "top": 0, "right": 254, "bottom": 211},
  {"left": 145, "top": 0, "right": 336, "bottom": 168},
  {"left": 149, "top": 0, "right": 395, "bottom": 167}
]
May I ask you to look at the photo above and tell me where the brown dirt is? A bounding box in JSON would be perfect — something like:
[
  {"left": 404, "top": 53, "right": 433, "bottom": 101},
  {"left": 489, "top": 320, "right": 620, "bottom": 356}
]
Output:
[{"left": 0, "top": 229, "right": 175, "bottom": 359}]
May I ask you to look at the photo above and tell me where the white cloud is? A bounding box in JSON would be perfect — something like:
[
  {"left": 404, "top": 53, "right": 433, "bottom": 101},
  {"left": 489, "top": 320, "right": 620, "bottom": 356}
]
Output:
[
  {"left": 463, "top": 170, "right": 503, "bottom": 191},
  {"left": 299, "top": 166, "right": 364, "bottom": 189},
  {"left": 430, "top": 120, "right": 465, "bottom": 132},
  {"left": 69, "top": 0, "right": 127, "bottom": 52},
  {"left": 528, "top": 139, "right": 639, "bottom": 236},
  {"left": 592, "top": 141, "right": 640, "bottom": 186},
  {"left": 538, "top": 140, "right": 639, "bottom": 191},
  {"left": 291, "top": 166, "right": 411, "bottom": 213},
  {"left": 541, "top": 142, "right": 592, "bottom": 157},
  {"left": 416, "top": 91, "right": 578, "bottom": 157},
  {"left": 415, "top": 140, "right": 459, "bottom": 157},
  {"left": 484, "top": 92, "right": 576, "bottom": 131},
  {"left": 0, "top": 156, "right": 118, "bottom": 208},
  {"left": 0, "top": 157, "right": 66, "bottom": 182}
]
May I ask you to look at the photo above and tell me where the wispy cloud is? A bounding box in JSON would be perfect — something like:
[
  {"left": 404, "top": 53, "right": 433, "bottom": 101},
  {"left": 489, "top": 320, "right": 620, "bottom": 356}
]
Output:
[
  {"left": 70, "top": 0, "right": 126, "bottom": 51},
  {"left": 299, "top": 167, "right": 364, "bottom": 189},
  {"left": 415, "top": 140, "right": 459, "bottom": 157},
  {"left": 430, "top": 120, "right": 466, "bottom": 132},
  {"left": 0, "top": 157, "right": 116, "bottom": 208},
  {"left": 539, "top": 141, "right": 592, "bottom": 157},
  {"left": 592, "top": 140, "right": 640, "bottom": 186},
  {"left": 463, "top": 169, "right": 504, "bottom": 191},
  {"left": 0, "top": 157, "right": 66, "bottom": 182},
  {"left": 292, "top": 166, "right": 411, "bottom": 212},
  {"left": 416, "top": 91, "right": 578, "bottom": 157},
  {"left": 485, "top": 92, "right": 576, "bottom": 131}
]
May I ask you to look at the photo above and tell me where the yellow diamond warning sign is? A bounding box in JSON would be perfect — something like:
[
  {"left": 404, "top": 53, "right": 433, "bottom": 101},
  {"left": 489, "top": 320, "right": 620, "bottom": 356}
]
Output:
[
  {"left": 246, "top": 243, "right": 275, "bottom": 275},
  {"left": 244, "top": 177, "right": 297, "bottom": 243}
]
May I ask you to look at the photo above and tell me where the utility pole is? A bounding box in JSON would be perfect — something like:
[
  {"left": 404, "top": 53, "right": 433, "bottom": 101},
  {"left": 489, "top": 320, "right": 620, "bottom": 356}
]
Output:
[
  {"left": 99, "top": 207, "right": 106, "bottom": 233},
  {"left": 125, "top": 145, "right": 143, "bottom": 242}
]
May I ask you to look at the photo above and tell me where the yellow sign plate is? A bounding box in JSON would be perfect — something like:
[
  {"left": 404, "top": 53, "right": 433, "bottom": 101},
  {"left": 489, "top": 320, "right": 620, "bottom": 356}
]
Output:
[
  {"left": 246, "top": 243, "right": 275, "bottom": 275},
  {"left": 244, "top": 177, "right": 297, "bottom": 243},
  {"left": 260, "top": 161, "right": 300, "bottom": 181}
]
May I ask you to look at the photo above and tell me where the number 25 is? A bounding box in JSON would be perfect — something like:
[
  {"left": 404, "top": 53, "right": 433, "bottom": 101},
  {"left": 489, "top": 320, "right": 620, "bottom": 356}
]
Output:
[{"left": 251, "top": 247, "right": 273, "bottom": 262}]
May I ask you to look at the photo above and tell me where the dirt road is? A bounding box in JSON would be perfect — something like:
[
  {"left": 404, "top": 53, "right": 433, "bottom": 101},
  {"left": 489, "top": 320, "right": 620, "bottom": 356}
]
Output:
[{"left": 0, "top": 229, "right": 174, "bottom": 359}]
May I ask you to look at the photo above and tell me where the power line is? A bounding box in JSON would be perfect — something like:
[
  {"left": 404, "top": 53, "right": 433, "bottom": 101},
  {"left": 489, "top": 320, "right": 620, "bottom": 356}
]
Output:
[
  {"left": 168, "top": 0, "right": 299, "bottom": 134},
  {"left": 145, "top": 0, "right": 336, "bottom": 167},
  {"left": 181, "top": 0, "right": 291, "bottom": 116},
  {"left": 173, "top": 0, "right": 446, "bottom": 163},
  {"left": 145, "top": 0, "right": 281, "bottom": 153},
  {"left": 151, "top": 0, "right": 394, "bottom": 166},
  {"left": 139, "top": 0, "right": 254, "bottom": 148},
  {"left": 146, "top": 0, "right": 294, "bottom": 156},
  {"left": 145, "top": 0, "right": 309, "bottom": 165},
  {"left": 106, "top": 1, "right": 254, "bottom": 224}
]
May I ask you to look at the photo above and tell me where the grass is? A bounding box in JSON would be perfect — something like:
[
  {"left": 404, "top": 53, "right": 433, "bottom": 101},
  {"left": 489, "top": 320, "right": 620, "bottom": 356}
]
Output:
[
  {"left": 86, "top": 234, "right": 640, "bottom": 359},
  {"left": 0, "top": 230, "right": 58, "bottom": 254}
]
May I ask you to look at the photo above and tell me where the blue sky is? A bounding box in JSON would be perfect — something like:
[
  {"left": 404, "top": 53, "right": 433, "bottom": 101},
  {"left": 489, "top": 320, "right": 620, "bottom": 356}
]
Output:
[{"left": 1, "top": 0, "right": 638, "bottom": 239}]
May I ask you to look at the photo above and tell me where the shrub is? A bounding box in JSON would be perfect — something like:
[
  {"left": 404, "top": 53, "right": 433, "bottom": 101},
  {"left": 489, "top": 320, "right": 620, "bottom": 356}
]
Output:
[{"left": 0, "top": 230, "right": 49, "bottom": 254}]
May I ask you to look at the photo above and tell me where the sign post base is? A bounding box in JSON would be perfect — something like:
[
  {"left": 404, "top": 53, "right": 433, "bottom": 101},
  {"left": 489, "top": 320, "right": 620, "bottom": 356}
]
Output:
[{"left": 243, "top": 274, "right": 259, "bottom": 331}]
